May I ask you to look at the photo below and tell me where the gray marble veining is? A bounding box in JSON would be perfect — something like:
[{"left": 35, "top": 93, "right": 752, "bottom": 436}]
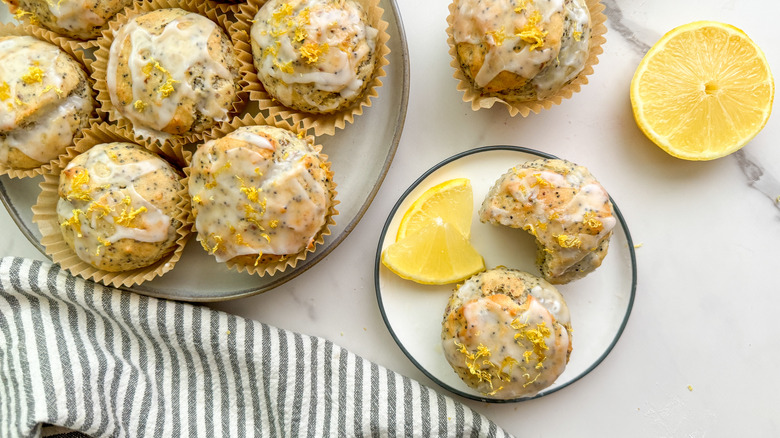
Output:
[
  {"left": 734, "top": 150, "right": 780, "bottom": 212},
  {"left": 602, "top": 0, "right": 651, "bottom": 54}
]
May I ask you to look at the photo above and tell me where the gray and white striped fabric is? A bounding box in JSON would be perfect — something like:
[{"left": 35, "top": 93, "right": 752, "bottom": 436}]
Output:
[{"left": 0, "top": 257, "right": 513, "bottom": 438}]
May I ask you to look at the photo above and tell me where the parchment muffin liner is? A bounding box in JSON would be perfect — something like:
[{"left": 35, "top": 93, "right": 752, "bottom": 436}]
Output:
[
  {"left": 184, "top": 112, "right": 339, "bottom": 277},
  {"left": 232, "top": 0, "right": 391, "bottom": 136},
  {"left": 207, "top": 0, "right": 245, "bottom": 17},
  {"left": 31, "top": 122, "right": 193, "bottom": 288},
  {"left": 91, "top": 0, "right": 250, "bottom": 149},
  {"left": 1, "top": 0, "right": 134, "bottom": 51},
  {"left": 0, "top": 23, "right": 101, "bottom": 179},
  {"left": 446, "top": 0, "right": 607, "bottom": 117}
]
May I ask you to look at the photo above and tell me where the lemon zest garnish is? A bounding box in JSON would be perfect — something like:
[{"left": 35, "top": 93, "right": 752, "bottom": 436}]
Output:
[
  {"left": 522, "top": 372, "right": 541, "bottom": 388},
  {"left": 201, "top": 233, "right": 223, "bottom": 254},
  {"left": 555, "top": 234, "right": 582, "bottom": 249},
  {"left": 536, "top": 221, "right": 547, "bottom": 231},
  {"left": 61, "top": 209, "right": 84, "bottom": 237},
  {"left": 530, "top": 173, "right": 552, "bottom": 188},
  {"left": 253, "top": 251, "right": 264, "bottom": 266},
  {"left": 269, "top": 219, "right": 279, "bottom": 229},
  {"left": 133, "top": 100, "right": 147, "bottom": 111},
  {"left": 41, "top": 85, "right": 63, "bottom": 96},
  {"left": 114, "top": 197, "right": 147, "bottom": 228},
  {"left": 143, "top": 60, "right": 178, "bottom": 98},
  {"left": 87, "top": 202, "right": 111, "bottom": 219},
  {"left": 300, "top": 42, "right": 329, "bottom": 64},
  {"left": 486, "top": 27, "right": 506, "bottom": 46},
  {"left": 158, "top": 77, "right": 178, "bottom": 98},
  {"left": 22, "top": 66, "right": 45, "bottom": 84},
  {"left": 573, "top": 30, "right": 583, "bottom": 41},
  {"left": 0, "top": 82, "right": 10, "bottom": 101},
  {"left": 513, "top": 0, "right": 530, "bottom": 13},
  {"left": 273, "top": 3, "right": 294, "bottom": 22},
  {"left": 276, "top": 60, "right": 294, "bottom": 74},
  {"left": 67, "top": 170, "right": 92, "bottom": 201},
  {"left": 516, "top": 11, "right": 547, "bottom": 50},
  {"left": 261, "top": 233, "right": 271, "bottom": 243},
  {"left": 522, "top": 223, "right": 537, "bottom": 237},
  {"left": 294, "top": 26, "right": 307, "bottom": 42},
  {"left": 97, "top": 236, "right": 112, "bottom": 248},
  {"left": 582, "top": 211, "right": 603, "bottom": 231},
  {"left": 634, "top": 242, "right": 644, "bottom": 249},
  {"left": 192, "top": 195, "right": 202, "bottom": 205}
]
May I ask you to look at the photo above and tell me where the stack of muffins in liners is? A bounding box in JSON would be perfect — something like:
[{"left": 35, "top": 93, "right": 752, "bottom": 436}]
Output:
[{"left": 0, "top": 0, "right": 390, "bottom": 287}]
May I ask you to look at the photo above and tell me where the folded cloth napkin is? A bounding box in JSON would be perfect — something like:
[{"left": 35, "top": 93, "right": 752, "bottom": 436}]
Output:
[{"left": 0, "top": 257, "right": 512, "bottom": 438}]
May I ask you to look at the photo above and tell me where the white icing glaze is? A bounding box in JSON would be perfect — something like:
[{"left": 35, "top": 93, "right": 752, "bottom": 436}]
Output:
[
  {"left": 106, "top": 11, "right": 234, "bottom": 138},
  {"left": 57, "top": 145, "right": 174, "bottom": 266},
  {"left": 530, "top": 0, "right": 591, "bottom": 98},
  {"left": 0, "top": 93, "right": 91, "bottom": 163},
  {"left": 251, "top": 0, "right": 378, "bottom": 111},
  {"left": 190, "top": 127, "right": 329, "bottom": 263},
  {"left": 452, "top": 0, "right": 566, "bottom": 86},
  {"left": 0, "top": 36, "right": 65, "bottom": 129},
  {"left": 0, "top": 36, "right": 91, "bottom": 164},
  {"left": 48, "top": 1, "right": 105, "bottom": 39}
]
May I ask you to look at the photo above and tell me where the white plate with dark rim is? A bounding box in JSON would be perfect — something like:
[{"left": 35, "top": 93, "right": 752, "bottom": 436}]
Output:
[
  {"left": 0, "top": 0, "right": 409, "bottom": 301},
  {"left": 375, "top": 146, "right": 636, "bottom": 402}
]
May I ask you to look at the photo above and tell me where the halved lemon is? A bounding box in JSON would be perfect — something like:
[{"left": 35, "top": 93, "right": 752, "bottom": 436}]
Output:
[
  {"left": 396, "top": 178, "right": 473, "bottom": 240},
  {"left": 381, "top": 219, "right": 485, "bottom": 285},
  {"left": 630, "top": 21, "right": 774, "bottom": 160}
]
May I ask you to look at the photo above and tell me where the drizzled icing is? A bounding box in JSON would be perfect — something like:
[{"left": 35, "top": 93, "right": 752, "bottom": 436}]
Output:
[
  {"left": 452, "top": 0, "right": 590, "bottom": 97},
  {"left": 46, "top": 1, "right": 105, "bottom": 39},
  {"left": 106, "top": 10, "right": 235, "bottom": 138},
  {"left": 480, "top": 159, "right": 616, "bottom": 281},
  {"left": 251, "top": 0, "right": 379, "bottom": 112},
  {"left": 442, "top": 268, "right": 571, "bottom": 398},
  {"left": 57, "top": 144, "right": 175, "bottom": 268},
  {"left": 189, "top": 126, "right": 330, "bottom": 263},
  {"left": 0, "top": 36, "right": 92, "bottom": 165}
]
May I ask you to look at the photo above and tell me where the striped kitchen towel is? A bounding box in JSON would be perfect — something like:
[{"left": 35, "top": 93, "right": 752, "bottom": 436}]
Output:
[{"left": 0, "top": 257, "right": 513, "bottom": 438}]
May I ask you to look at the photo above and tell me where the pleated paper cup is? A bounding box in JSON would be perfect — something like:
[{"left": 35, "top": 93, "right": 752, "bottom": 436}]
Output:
[
  {"left": 92, "top": 0, "right": 250, "bottom": 149},
  {"left": 232, "top": 0, "right": 390, "bottom": 136},
  {"left": 185, "top": 112, "right": 339, "bottom": 277},
  {"left": 447, "top": 0, "right": 607, "bottom": 116},
  {"left": 31, "top": 122, "right": 193, "bottom": 288},
  {"left": 0, "top": 23, "right": 100, "bottom": 178}
]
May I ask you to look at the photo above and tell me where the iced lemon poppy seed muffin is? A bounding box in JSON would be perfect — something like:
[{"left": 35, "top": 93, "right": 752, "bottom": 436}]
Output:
[
  {"left": 188, "top": 125, "right": 334, "bottom": 271},
  {"left": 57, "top": 142, "right": 183, "bottom": 272},
  {"left": 105, "top": 8, "right": 239, "bottom": 139},
  {"left": 452, "top": 0, "right": 591, "bottom": 101},
  {"left": 442, "top": 267, "right": 572, "bottom": 399},
  {"left": 250, "top": 0, "right": 379, "bottom": 113},
  {"left": 5, "top": 0, "right": 133, "bottom": 40},
  {"left": 480, "top": 158, "right": 615, "bottom": 284},
  {"left": 0, "top": 35, "right": 93, "bottom": 170}
]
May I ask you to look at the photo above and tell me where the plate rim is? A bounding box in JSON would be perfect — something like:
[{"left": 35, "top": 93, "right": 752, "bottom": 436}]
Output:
[
  {"left": 0, "top": 0, "right": 411, "bottom": 302},
  {"left": 374, "top": 145, "right": 638, "bottom": 403}
]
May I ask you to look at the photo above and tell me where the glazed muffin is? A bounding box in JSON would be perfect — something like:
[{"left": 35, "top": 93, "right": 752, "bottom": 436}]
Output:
[
  {"left": 442, "top": 267, "right": 572, "bottom": 399},
  {"left": 0, "top": 35, "right": 93, "bottom": 170},
  {"left": 451, "top": 0, "right": 592, "bottom": 101},
  {"left": 188, "top": 125, "right": 335, "bottom": 271},
  {"left": 105, "top": 8, "right": 240, "bottom": 139},
  {"left": 250, "top": 0, "right": 380, "bottom": 113},
  {"left": 5, "top": 0, "right": 133, "bottom": 40},
  {"left": 479, "top": 158, "right": 615, "bottom": 284},
  {"left": 57, "top": 142, "right": 183, "bottom": 272}
]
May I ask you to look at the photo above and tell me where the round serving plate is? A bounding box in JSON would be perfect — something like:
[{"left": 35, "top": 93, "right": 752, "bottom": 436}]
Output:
[
  {"left": 0, "top": 0, "right": 410, "bottom": 301},
  {"left": 375, "top": 146, "right": 637, "bottom": 402}
]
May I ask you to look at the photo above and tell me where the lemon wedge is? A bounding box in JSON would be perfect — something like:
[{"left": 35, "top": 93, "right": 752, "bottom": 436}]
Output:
[
  {"left": 630, "top": 21, "right": 774, "bottom": 160},
  {"left": 396, "top": 178, "right": 473, "bottom": 240},
  {"left": 381, "top": 219, "right": 485, "bottom": 285}
]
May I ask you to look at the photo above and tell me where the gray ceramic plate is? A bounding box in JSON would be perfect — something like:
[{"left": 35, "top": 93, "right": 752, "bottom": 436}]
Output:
[{"left": 0, "top": 1, "right": 409, "bottom": 301}]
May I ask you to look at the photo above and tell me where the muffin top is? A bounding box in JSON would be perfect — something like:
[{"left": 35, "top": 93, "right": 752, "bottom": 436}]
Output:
[
  {"left": 452, "top": 0, "right": 590, "bottom": 98},
  {"left": 479, "top": 158, "right": 615, "bottom": 283},
  {"left": 5, "top": 0, "right": 133, "bottom": 40},
  {"left": 0, "top": 35, "right": 93, "bottom": 168},
  {"left": 57, "top": 142, "right": 182, "bottom": 271},
  {"left": 106, "top": 8, "right": 239, "bottom": 139},
  {"left": 250, "top": 0, "right": 379, "bottom": 113},
  {"left": 441, "top": 267, "right": 571, "bottom": 398},
  {"left": 189, "top": 125, "right": 332, "bottom": 264}
]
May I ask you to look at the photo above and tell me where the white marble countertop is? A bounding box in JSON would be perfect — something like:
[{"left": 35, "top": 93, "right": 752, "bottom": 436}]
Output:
[{"left": 2, "top": 0, "right": 780, "bottom": 436}]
